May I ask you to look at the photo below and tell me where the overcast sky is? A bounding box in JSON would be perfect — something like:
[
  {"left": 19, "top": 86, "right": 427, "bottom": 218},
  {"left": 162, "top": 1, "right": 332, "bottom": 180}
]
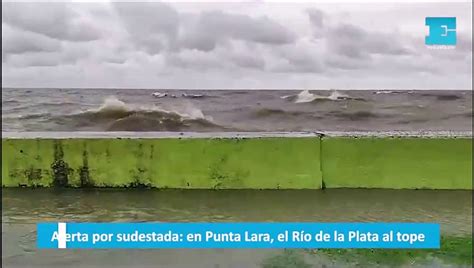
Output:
[{"left": 1, "top": 1, "right": 472, "bottom": 89}]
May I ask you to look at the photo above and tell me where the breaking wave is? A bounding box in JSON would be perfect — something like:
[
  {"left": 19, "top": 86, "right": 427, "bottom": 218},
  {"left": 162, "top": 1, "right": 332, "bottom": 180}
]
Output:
[
  {"left": 281, "top": 90, "right": 362, "bottom": 103},
  {"left": 50, "top": 96, "right": 228, "bottom": 131}
]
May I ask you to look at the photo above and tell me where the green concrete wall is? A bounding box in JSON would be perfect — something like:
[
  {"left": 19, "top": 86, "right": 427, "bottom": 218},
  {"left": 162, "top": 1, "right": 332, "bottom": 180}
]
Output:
[
  {"left": 321, "top": 137, "right": 472, "bottom": 189},
  {"left": 2, "top": 138, "right": 322, "bottom": 189},
  {"left": 2, "top": 135, "right": 472, "bottom": 189}
]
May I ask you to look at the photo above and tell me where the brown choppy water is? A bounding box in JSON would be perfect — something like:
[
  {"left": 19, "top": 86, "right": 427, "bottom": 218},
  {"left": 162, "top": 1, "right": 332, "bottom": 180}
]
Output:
[
  {"left": 2, "top": 88, "right": 473, "bottom": 267},
  {"left": 2, "top": 189, "right": 472, "bottom": 267},
  {"left": 2, "top": 88, "right": 472, "bottom": 132}
]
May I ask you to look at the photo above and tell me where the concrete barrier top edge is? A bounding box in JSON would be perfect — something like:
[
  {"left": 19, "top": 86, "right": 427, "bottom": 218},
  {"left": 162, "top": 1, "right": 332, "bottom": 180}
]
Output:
[{"left": 1, "top": 131, "right": 472, "bottom": 139}]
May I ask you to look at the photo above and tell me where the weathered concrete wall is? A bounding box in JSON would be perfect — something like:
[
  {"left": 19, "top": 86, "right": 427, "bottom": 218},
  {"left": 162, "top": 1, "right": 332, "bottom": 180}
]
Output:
[
  {"left": 321, "top": 137, "right": 472, "bottom": 189},
  {"left": 2, "top": 132, "right": 472, "bottom": 189},
  {"left": 2, "top": 136, "right": 322, "bottom": 189}
]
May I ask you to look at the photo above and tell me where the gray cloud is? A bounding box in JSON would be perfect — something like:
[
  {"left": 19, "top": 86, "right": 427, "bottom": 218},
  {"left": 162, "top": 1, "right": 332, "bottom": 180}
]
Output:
[
  {"left": 5, "top": 47, "right": 86, "bottom": 68},
  {"left": 271, "top": 41, "right": 324, "bottom": 73},
  {"left": 325, "top": 54, "right": 372, "bottom": 70},
  {"left": 454, "top": 34, "right": 473, "bottom": 52},
  {"left": 1, "top": 2, "right": 471, "bottom": 89},
  {"left": 2, "top": 2, "right": 101, "bottom": 42},
  {"left": 113, "top": 2, "right": 179, "bottom": 54},
  {"left": 307, "top": 9, "right": 324, "bottom": 28},
  {"left": 180, "top": 11, "right": 297, "bottom": 51},
  {"left": 7, "top": 53, "right": 63, "bottom": 67},
  {"left": 331, "top": 25, "right": 411, "bottom": 60},
  {"left": 166, "top": 40, "right": 266, "bottom": 71},
  {"left": 2, "top": 27, "right": 89, "bottom": 68},
  {"left": 328, "top": 24, "right": 412, "bottom": 57},
  {"left": 2, "top": 24, "right": 61, "bottom": 56},
  {"left": 306, "top": 9, "right": 413, "bottom": 59},
  {"left": 306, "top": 8, "right": 325, "bottom": 38},
  {"left": 230, "top": 52, "right": 265, "bottom": 70},
  {"left": 166, "top": 50, "right": 223, "bottom": 70}
]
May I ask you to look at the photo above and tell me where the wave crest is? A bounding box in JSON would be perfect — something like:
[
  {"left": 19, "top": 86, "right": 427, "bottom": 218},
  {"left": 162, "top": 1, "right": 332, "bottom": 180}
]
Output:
[
  {"left": 282, "top": 90, "right": 363, "bottom": 103},
  {"left": 52, "top": 96, "right": 227, "bottom": 131}
]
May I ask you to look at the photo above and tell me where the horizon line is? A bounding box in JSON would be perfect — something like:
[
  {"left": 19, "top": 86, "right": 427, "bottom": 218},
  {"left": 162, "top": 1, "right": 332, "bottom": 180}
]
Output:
[{"left": 2, "top": 87, "right": 472, "bottom": 91}]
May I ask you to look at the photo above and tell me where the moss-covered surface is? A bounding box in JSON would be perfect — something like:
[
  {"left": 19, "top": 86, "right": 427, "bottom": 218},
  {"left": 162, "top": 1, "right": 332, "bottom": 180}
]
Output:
[
  {"left": 2, "top": 136, "right": 472, "bottom": 189},
  {"left": 261, "top": 236, "right": 472, "bottom": 267},
  {"left": 310, "top": 236, "right": 472, "bottom": 267},
  {"left": 322, "top": 137, "right": 472, "bottom": 189},
  {"left": 2, "top": 137, "right": 322, "bottom": 189}
]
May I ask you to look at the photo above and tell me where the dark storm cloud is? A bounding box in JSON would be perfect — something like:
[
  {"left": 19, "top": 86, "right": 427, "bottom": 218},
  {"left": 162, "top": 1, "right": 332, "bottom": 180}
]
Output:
[
  {"left": 2, "top": 2, "right": 101, "bottom": 42},
  {"left": 180, "top": 10, "right": 297, "bottom": 52},
  {"left": 113, "top": 2, "right": 179, "bottom": 55}
]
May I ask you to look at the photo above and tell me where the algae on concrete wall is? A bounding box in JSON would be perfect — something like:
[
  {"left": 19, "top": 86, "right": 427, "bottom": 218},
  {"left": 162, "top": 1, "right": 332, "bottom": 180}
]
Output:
[
  {"left": 2, "top": 137, "right": 322, "bottom": 189},
  {"left": 2, "top": 136, "right": 472, "bottom": 189},
  {"left": 321, "top": 137, "right": 472, "bottom": 189}
]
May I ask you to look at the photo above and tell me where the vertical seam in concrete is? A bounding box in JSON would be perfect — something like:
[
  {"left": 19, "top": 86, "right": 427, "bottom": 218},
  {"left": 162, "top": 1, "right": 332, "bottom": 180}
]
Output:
[{"left": 318, "top": 133, "right": 326, "bottom": 189}]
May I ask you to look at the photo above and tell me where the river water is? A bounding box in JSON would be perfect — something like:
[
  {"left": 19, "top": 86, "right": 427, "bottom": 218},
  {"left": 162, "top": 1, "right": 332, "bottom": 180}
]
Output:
[
  {"left": 2, "top": 189, "right": 472, "bottom": 267},
  {"left": 2, "top": 88, "right": 472, "bottom": 132}
]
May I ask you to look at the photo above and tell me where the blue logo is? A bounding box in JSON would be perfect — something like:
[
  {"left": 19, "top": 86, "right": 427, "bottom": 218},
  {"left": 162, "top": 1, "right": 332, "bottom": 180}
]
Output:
[{"left": 425, "top": 17, "right": 456, "bottom": 46}]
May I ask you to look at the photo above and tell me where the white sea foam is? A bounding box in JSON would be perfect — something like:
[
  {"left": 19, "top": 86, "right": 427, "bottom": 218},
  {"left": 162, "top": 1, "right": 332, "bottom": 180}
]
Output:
[
  {"left": 89, "top": 96, "right": 208, "bottom": 120},
  {"left": 95, "top": 96, "right": 130, "bottom": 114},
  {"left": 282, "top": 90, "right": 354, "bottom": 103}
]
